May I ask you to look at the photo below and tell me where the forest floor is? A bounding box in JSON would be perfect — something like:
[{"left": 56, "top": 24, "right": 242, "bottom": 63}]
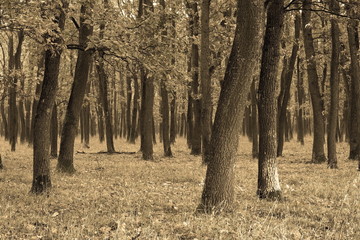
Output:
[{"left": 0, "top": 136, "right": 359, "bottom": 240}]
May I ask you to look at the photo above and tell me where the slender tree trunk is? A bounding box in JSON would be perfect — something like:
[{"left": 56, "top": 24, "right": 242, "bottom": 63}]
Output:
[
  {"left": 302, "top": 0, "right": 326, "bottom": 163},
  {"left": 170, "top": 94, "right": 176, "bottom": 144},
  {"left": 129, "top": 70, "right": 139, "bottom": 143},
  {"left": 188, "top": 2, "right": 202, "bottom": 155},
  {"left": 327, "top": 0, "right": 340, "bottom": 169},
  {"left": 50, "top": 103, "right": 58, "bottom": 158},
  {"left": 126, "top": 74, "right": 132, "bottom": 141},
  {"left": 8, "top": 34, "right": 17, "bottom": 151},
  {"left": 160, "top": 79, "right": 172, "bottom": 157},
  {"left": 31, "top": 3, "right": 66, "bottom": 194},
  {"left": 251, "top": 79, "right": 258, "bottom": 158},
  {"left": 57, "top": 3, "right": 93, "bottom": 172},
  {"left": 1, "top": 99, "right": 8, "bottom": 140},
  {"left": 198, "top": 0, "right": 263, "bottom": 213},
  {"left": 257, "top": 0, "right": 283, "bottom": 200},
  {"left": 297, "top": 57, "right": 305, "bottom": 145},
  {"left": 277, "top": 14, "right": 300, "bottom": 156}
]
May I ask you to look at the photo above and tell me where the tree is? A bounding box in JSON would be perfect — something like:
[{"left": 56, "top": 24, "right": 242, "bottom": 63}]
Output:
[
  {"left": 198, "top": 0, "right": 263, "bottom": 213},
  {"left": 250, "top": 79, "right": 258, "bottom": 158},
  {"left": 302, "top": 0, "right": 327, "bottom": 163},
  {"left": 57, "top": 2, "right": 94, "bottom": 173},
  {"left": 200, "top": 0, "right": 212, "bottom": 163},
  {"left": 346, "top": 1, "right": 360, "bottom": 161},
  {"left": 277, "top": 13, "right": 300, "bottom": 157},
  {"left": 257, "top": 0, "right": 284, "bottom": 199},
  {"left": 31, "top": 1, "right": 67, "bottom": 194},
  {"left": 327, "top": 0, "right": 340, "bottom": 169},
  {"left": 96, "top": 0, "right": 115, "bottom": 153}
]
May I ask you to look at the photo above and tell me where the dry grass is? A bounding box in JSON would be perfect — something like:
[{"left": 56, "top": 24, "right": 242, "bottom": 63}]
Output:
[{"left": 0, "top": 136, "right": 359, "bottom": 239}]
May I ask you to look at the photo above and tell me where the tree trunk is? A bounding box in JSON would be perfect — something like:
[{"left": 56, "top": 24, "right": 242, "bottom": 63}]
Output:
[
  {"left": 129, "top": 70, "right": 139, "bottom": 143},
  {"left": 277, "top": 14, "right": 300, "bottom": 157},
  {"left": 170, "top": 94, "right": 176, "bottom": 144},
  {"left": 8, "top": 34, "right": 17, "bottom": 152},
  {"left": 327, "top": 0, "right": 340, "bottom": 169},
  {"left": 251, "top": 79, "right": 258, "bottom": 158},
  {"left": 200, "top": 0, "right": 212, "bottom": 163},
  {"left": 57, "top": 3, "right": 93, "bottom": 172},
  {"left": 198, "top": 0, "right": 263, "bottom": 213},
  {"left": 302, "top": 0, "right": 326, "bottom": 163},
  {"left": 31, "top": 3, "right": 66, "bottom": 194},
  {"left": 188, "top": 2, "right": 202, "bottom": 155},
  {"left": 297, "top": 57, "right": 305, "bottom": 145},
  {"left": 257, "top": 0, "right": 283, "bottom": 200},
  {"left": 50, "top": 103, "right": 58, "bottom": 158},
  {"left": 347, "top": 3, "right": 360, "bottom": 161},
  {"left": 160, "top": 79, "right": 172, "bottom": 157},
  {"left": 126, "top": 74, "right": 132, "bottom": 141}
]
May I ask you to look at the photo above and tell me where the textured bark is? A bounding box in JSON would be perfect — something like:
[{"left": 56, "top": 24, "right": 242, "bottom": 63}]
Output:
[
  {"left": 0, "top": 99, "right": 8, "bottom": 140},
  {"left": 30, "top": 54, "right": 44, "bottom": 145},
  {"left": 129, "top": 71, "right": 139, "bottom": 143},
  {"left": 302, "top": 0, "right": 326, "bottom": 163},
  {"left": 160, "top": 79, "right": 172, "bottom": 157},
  {"left": 347, "top": 3, "right": 360, "bottom": 161},
  {"left": 188, "top": 2, "right": 202, "bottom": 155},
  {"left": 251, "top": 79, "right": 258, "bottom": 159},
  {"left": 327, "top": 0, "right": 340, "bottom": 169},
  {"left": 277, "top": 14, "right": 300, "bottom": 157},
  {"left": 257, "top": 0, "right": 283, "bottom": 200},
  {"left": 297, "top": 57, "right": 305, "bottom": 145},
  {"left": 198, "top": 0, "right": 263, "bottom": 213},
  {"left": 50, "top": 103, "right": 58, "bottom": 158},
  {"left": 8, "top": 34, "right": 17, "bottom": 151},
  {"left": 200, "top": 0, "right": 212, "bottom": 163},
  {"left": 57, "top": 3, "right": 93, "bottom": 173},
  {"left": 170, "top": 94, "right": 176, "bottom": 144},
  {"left": 31, "top": 3, "right": 66, "bottom": 194},
  {"left": 126, "top": 74, "right": 132, "bottom": 141}
]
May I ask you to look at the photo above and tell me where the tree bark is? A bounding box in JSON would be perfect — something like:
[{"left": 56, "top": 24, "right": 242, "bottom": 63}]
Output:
[
  {"left": 8, "top": 34, "right": 17, "bottom": 152},
  {"left": 170, "top": 94, "right": 176, "bottom": 144},
  {"left": 129, "top": 70, "right": 139, "bottom": 143},
  {"left": 251, "top": 79, "right": 258, "bottom": 159},
  {"left": 198, "top": 0, "right": 263, "bottom": 213},
  {"left": 327, "top": 0, "right": 340, "bottom": 169},
  {"left": 200, "top": 0, "right": 212, "bottom": 163},
  {"left": 277, "top": 14, "right": 300, "bottom": 157},
  {"left": 257, "top": 0, "right": 283, "bottom": 200},
  {"left": 126, "top": 74, "right": 132, "bottom": 141},
  {"left": 31, "top": 3, "right": 66, "bottom": 194},
  {"left": 302, "top": 0, "right": 327, "bottom": 163},
  {"left": 297, "top": 56, "right": 305, "bottom": 145},
  {"left": 57, "top": 3, "right": 93, "bottom": 172},
  {"left": 160, "top": 79, "right": 173, "bottom": 157},
  {"left": 347, "top": 2, "right": 360, "bottom": 161},
  {"left": 50, "top": 103, "right": 58, "bottom": 158}
]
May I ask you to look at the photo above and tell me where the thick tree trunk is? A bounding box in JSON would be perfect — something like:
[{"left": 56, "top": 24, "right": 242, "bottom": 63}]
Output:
[
  {"left": 57, "top": 3, "right": 93, "bottom": 172},
  {"left": 277, "top": 14, "right": 300, "bottom": 157},
  {"left": 31, "top": 3, "right": 66, "bottom": 194},
  {"left": 302, "top": 0, "right": 326, "bottom": 163},
  {"left": 347, "top": 4, "right": 360, "bottom": 161},
  {"left": 257, "top": 0, "right": 283, "bottom": 200},
  {"left": 186, "top": 87, "right": 193, "bottom": 148},
  {"left": 327, "top": 0, "right": 340, "bottom": 169},
  {"left": 200, "top": 0, "right": 212, "bottom": 163},
  {"left": 141, "top": 70, "right": 154, "bottom": 159},
  {"left": 0, "top": 99, "right": 8, "bottom": 140},
  {"left": 198, "top": 0, "right": 263, "bottom": 213}
]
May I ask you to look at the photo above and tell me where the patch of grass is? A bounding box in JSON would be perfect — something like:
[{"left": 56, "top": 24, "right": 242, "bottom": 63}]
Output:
[{"left": 0, "top": 137, "right": 359, "bottom": 239}]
